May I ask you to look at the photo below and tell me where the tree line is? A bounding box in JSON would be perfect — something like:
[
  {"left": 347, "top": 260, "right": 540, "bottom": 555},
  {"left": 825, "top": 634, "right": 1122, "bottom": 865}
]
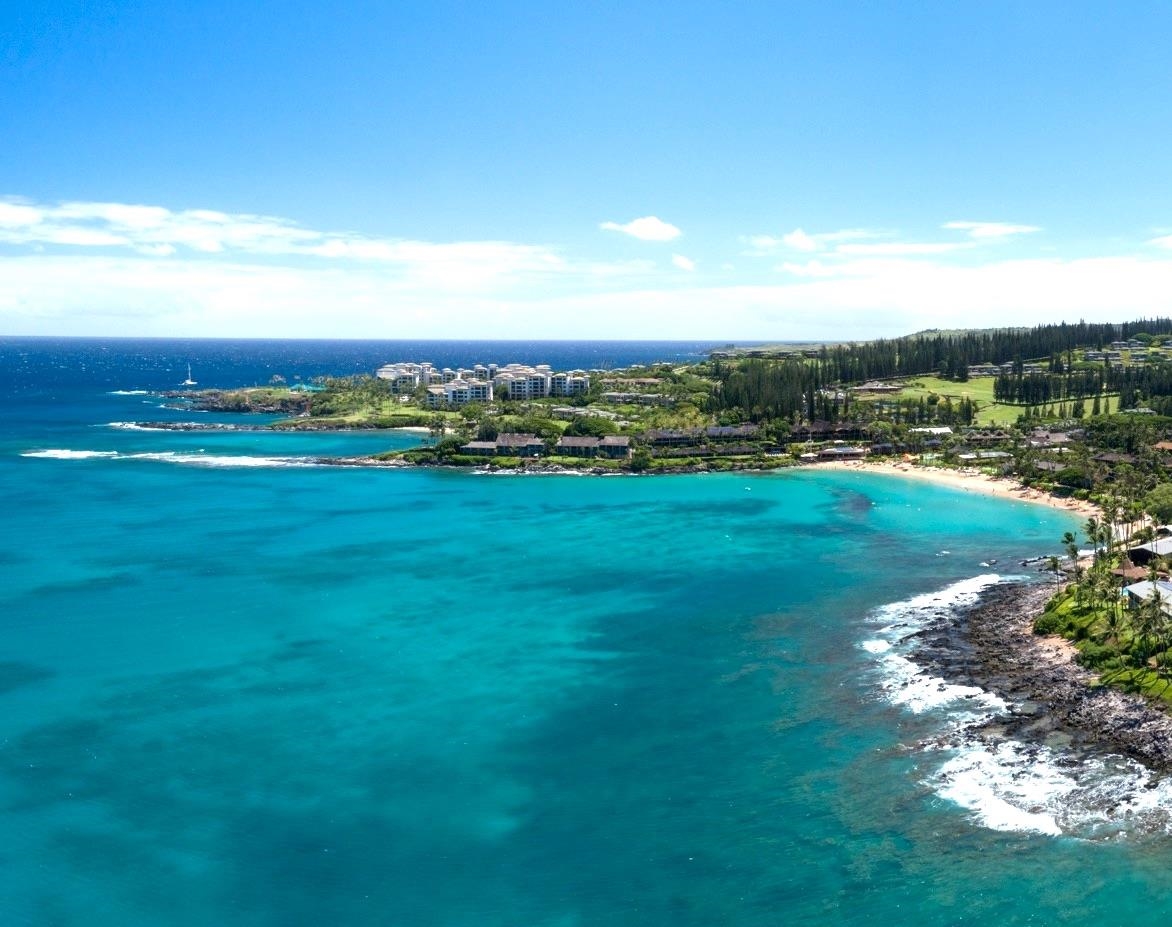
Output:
[{"left": 710, "top": 318, "right": 1172, "bottom": 423}]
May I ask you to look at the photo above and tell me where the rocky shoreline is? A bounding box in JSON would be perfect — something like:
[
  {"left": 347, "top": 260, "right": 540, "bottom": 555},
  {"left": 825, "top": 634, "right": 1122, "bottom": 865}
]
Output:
[{"left": 915, "top": 582, "right": 1172, "bottom": 772}]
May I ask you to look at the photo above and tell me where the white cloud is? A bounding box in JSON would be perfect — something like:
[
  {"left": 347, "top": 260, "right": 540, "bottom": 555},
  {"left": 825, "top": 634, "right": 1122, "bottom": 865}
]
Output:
[
  {"left": 743, "top": 235, "right": 783, "bottom": 252},
  {"left": 135, "top": 243, "right": 177, "bottom": 257},
  {"left": 779, "top": 260, "right": 845, "bottom": 278},
  {"left": 744, "top": 227, "right": 883, "bottom": 255},
  {"left": 782, "top": 228, "right": 819, "bottom": 252},
  {"left": 6, "top": 250, "right": 1172, "bottom": 340},
  {"left": 0, "top": 197, "right": 572, "bottom": 284},
  {"left": 0, "top": 202, "right": 43, "bottom": 227},
  {"left": 943, "top": 220, "right": 1041, "bottom": 239},
  {"left": 599, "top": 215, "right": 681, "bottom": 241},
  {"left": 1, "top": 197, "right": 1169, "bottom": 340}
]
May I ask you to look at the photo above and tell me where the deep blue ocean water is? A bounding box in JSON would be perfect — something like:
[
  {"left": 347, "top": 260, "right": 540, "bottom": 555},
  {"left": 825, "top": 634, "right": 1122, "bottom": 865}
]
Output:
[{"left": 3, "top": 339, "right": 1172, "bottom": 925}]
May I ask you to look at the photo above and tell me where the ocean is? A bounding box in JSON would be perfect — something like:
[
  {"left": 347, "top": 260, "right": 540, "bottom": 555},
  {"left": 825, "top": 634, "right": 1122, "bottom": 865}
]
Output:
[{"left": 2, "top": 337, "right": 1170, "bottom": 926}]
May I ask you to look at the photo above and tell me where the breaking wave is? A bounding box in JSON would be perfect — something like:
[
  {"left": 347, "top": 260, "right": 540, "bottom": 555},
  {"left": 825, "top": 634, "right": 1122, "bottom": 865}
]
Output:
[
  {"left": 863, "top": 575, "right": 1172, "bottom": 839},
  {"left": 21, "top": 449, "right": 320, "bottom": 468},
  {"left": 21, "top": 449, "right": 120, "bottom": 460}
]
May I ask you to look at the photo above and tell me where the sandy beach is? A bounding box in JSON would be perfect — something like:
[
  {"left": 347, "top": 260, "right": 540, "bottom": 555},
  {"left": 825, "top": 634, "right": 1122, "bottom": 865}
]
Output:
[{"left": 818, "top": 458, "right": 1102, "bottom": 518}]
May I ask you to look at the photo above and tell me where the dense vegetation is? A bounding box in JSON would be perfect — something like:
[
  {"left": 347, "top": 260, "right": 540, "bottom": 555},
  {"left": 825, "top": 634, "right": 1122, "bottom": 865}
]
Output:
[
  {"left": 1037, "top": 518, "right": 1172, "bottom": 706},
  {"left": 709, "top": 318, "right": 1172, "bottom": 424}
]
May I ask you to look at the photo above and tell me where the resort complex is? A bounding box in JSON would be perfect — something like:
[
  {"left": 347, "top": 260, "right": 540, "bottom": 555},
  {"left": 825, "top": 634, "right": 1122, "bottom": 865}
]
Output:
[{"left": 377, "top": 360, "right": 591, "bottom": 407}]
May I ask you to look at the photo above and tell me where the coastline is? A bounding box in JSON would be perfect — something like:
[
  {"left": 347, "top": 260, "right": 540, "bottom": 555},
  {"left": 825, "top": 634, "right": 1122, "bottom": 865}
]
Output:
[
  {"left": 917, "top": 581, "right": 1172, "bottom": 773},
  {"left": 325, "top": 454, "right": 1105, "bottom": 523},
  {"left": 817, "top": 458, "right": 1102, "bottom": 518}
]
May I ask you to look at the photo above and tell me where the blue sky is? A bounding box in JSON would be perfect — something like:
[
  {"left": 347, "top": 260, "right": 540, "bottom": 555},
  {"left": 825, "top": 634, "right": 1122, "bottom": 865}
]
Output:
[{"left": 3, "top": 1, "right": 1172, "bottom": 339}]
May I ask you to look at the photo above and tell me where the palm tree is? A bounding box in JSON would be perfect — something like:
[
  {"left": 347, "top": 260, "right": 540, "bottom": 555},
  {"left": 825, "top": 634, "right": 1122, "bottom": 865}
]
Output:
[
  {"left": 1085, "top": 516, "right": 1102, "bottom": 562},
  {"left": 1047, "top": 555, "right": 1062, "bottom": 592},
  {"left": 1097, "top": 522, "right": 1113, "bottom": 560},
  {"left": 1063, "top": 531, "right": 1082, "bottom": 584},
  {"left": 1103, "top": 495, "right": 1122, "bottom": 555},
  {"left": 1134, "top": 590, "right": 1165, "bottom": 664}
]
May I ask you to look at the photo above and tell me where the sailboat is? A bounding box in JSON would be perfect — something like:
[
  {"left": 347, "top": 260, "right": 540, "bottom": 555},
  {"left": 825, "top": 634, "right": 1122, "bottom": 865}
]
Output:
[{"left": 181, "top": 364, "right": 198, "bottom": 386}]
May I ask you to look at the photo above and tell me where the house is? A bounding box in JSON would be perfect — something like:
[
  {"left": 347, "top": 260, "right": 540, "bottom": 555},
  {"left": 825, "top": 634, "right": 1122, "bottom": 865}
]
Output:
[
  {"left": 644, "top": 428, "right": 702, "bottom": 446},
  {"left": 602, "top": 391, "right": 672, "bottom": 406},
  {"left": 556, "top": 436, "right": 601, "bottom": 458},
  {"left": 817, "top": 446, "right": 867, "bottom": 460},
  {"left": 705, "top": 424, "right": 760, "bottom": 441},
  {"left": 1122, "top": 580, "right": 1172, "bottom": 612},
  {"left": 1127, "top": 538, "right": 1172, "bottom": 566},
  {"left": 459, "top": 434, "right": 547, "bottom": 458},
  {"left": 1029, "top": 429, "right": 1072, "bottom": 448},
  {"left": 494, "top": 433, "right": 546, "bottom": 457},
  {"left": 555, "top": 435, "right": 632, "bottom": 459},
  {"left": 791, "top": 422, "right": 868, "bottom": 441},
  {"left": 1093, "top": 452, "right": 1139, "bottom": 466},
  {"left": 851, "top": 381, "right": 902, "bottom": 393},
  {"left": 599, "top": 435, "right": 632, "bottom": 459}
]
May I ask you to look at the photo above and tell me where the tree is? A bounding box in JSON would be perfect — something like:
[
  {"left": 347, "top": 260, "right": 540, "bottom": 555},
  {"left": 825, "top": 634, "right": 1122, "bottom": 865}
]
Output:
[
  {"left": 1063, "top": 531, "right": 1082, "bottom": 585},
  {"left": 1046, "top": 555, "right": 1062, "bottom": 591},
  {"left": 564, "top": 415, "right": 617, "bottom": 437},
  {"left": 1145, "top": 483, "right": 1172, "bottom": 525}
]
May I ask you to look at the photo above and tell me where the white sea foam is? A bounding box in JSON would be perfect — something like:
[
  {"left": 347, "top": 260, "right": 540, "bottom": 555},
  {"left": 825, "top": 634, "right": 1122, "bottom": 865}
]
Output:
[
  {"left": 862, "top": 573, "right": 1172, "bottom": 839},
  {"left": 124, "top": 452, "right": 318, "bottom": 468},
  {"left": 876, "top": 651, "right": 1007, "bottom": 717},
  {"left": 930, "top": 739, "right": 1172, "bottom": 839},
  {"left": 21, "top": 449, "right": 119, "bottom": 459},
  {"left": 104, "top": 421, "right": 151, "bottom": 430},
  {"left": 107, "top": 389, "right": 149, "bottom": 395},
  {"left": 931, "top": 741, "right": 1067, "bottom": 836},
  {"left": 22, "top": 448, "right": 318, "bottom": 468}
]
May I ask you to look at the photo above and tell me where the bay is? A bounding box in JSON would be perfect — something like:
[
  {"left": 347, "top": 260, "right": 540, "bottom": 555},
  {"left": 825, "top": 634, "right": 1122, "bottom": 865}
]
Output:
[{"left": 1, "top": 339, "right": 1169, "bottom": 926}]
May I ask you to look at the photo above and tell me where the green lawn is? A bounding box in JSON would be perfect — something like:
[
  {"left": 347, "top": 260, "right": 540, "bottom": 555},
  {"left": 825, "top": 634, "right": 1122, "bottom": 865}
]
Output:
[{"left": 860, "top": 375, "right": 1022, "bottom": 426}]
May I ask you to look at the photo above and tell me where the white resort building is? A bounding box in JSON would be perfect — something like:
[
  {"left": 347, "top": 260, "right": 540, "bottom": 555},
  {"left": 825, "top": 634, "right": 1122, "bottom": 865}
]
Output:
[
  {"left": 424, "top": 378, "right": 494, "bottom": 408},
  {"left": 377, "top": 360, "right": 590, "bottom": 406}
]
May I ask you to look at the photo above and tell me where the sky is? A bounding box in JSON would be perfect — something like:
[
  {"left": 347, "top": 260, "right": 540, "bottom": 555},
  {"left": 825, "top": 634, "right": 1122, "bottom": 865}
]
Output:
[{"left": 3, "top": 1, "right": 1172, "bottom": 341}]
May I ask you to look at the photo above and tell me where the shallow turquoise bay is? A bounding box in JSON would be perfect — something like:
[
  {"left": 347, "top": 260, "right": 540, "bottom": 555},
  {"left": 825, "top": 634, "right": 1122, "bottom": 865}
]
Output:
[{"left": 4, "top": 402, "right": 1172, "bottom": 924}]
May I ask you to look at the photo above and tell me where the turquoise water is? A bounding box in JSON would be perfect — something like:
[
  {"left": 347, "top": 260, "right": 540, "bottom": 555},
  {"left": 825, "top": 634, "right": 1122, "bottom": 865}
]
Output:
[{"left": 5, "top": 362, "right": 1172, "bottom": 923}]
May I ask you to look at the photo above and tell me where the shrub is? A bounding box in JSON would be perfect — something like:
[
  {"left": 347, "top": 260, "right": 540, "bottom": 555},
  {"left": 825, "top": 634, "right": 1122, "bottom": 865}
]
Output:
[
  {"left": 1033, "top": 612, "right": 1065, "bottom": 635},
  {"left": 1076, "top": 642, "right": 1116, "bottom": 668}
]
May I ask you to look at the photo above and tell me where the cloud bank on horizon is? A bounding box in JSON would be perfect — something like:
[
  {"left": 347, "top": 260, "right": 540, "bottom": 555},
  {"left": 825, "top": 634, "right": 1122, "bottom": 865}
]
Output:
[{"left": 3, "top": 196, "right": 1172, "bottom": 340}]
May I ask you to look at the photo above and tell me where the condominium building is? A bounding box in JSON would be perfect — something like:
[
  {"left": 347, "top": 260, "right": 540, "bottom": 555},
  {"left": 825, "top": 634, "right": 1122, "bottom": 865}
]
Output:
[
  {"left": 378, "top": 359, "right": 588, "bottom": 403},
  {"left": 424, "top": 378, "right": 494, "bottom": 407}
]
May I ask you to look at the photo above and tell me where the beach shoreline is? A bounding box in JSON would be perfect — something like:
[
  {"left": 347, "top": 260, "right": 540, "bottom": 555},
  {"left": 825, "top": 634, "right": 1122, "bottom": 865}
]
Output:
[{"left": 817, "top": 458, "right": 1102, "bottom": 518}]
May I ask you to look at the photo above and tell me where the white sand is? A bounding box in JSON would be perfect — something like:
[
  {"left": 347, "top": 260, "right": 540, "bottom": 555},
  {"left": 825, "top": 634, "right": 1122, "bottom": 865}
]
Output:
[{"left": 816, "top": 459, "right": 1103, "bottom": 518}]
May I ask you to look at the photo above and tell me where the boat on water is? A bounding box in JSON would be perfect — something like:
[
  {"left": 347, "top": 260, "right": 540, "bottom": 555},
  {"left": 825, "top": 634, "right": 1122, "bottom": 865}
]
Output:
[{"left": 181, "top": 364, "right": 197, "bottom": 386}]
